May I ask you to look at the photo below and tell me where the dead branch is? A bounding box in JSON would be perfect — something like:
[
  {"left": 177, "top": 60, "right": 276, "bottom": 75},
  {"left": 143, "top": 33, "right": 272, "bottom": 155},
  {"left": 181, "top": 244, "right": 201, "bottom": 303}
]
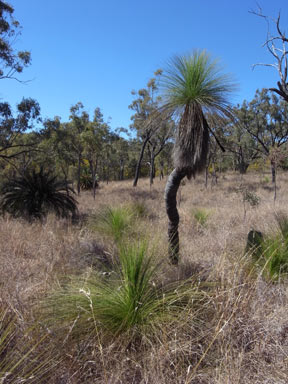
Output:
[{"left": 250, "top": 7, "right": 288, "bottom": 102}]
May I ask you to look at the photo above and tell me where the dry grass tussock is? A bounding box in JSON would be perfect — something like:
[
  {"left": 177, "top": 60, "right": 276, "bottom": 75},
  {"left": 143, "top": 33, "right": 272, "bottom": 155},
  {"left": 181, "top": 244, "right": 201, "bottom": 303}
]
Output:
[{"left": 0, "top": 172, "right": 288, "bottom": 383}]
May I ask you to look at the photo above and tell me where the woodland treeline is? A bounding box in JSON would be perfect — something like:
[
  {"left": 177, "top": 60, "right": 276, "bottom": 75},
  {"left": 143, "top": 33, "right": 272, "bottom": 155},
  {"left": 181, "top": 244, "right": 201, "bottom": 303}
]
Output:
[
  {"left": 1, "top": 1, "right": 288, "bottom": 195},
  {"left": 1, "top": 85, "right": 288, "bottom": 192}
]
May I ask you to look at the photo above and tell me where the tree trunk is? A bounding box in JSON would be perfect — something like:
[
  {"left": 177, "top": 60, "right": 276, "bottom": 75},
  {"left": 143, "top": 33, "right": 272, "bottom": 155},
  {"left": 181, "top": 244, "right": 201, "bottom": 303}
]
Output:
[
  {"left": 89, "top": 159, "right": 98, "bottom": 200},
  {"left": 271, "top": 160, "right": 276, "bottom": 184},
  {"left": 77, "top": 153, "right": 81, "bottom": 195},
  {"left": 205, "top": 165, "right": 208, "bottom": 189},
  {"left": 119, "top": 160, "right": 124, "bottom": 181},
  {"left": 164, "top": 168, "right": 187, "bottom": 264},
  {"left": 149, "top": 153, "right": 155, "bottom": 186},
  {"left": 239, "top": 161, "right": 249, "bottom": 174},
  {"left": 133, "top": 136, "right": 150, "bottom": 187}
]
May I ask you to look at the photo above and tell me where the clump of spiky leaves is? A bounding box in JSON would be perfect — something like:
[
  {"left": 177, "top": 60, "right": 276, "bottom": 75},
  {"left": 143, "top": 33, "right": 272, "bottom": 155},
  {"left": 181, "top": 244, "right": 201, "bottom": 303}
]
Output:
[
  {"left": 250, "top": 214, "right": 288, "bottom": 281},
  {"left": 130, "top": 200, "right": 149, "bottom": 218},
  {"left": 0, "top": 168, "right": 78, "bottom": 221},
  {"left": 260, "top": 235, "right": 288, "bottom": 281},
  {"left": 160, "top": 50, "right": 236, "bottom": 177},
  {"left": 42, "top": 240, "right": 206, "bottom": 344},
  {"left": 80, "top": 169, "right": 93, "bottom": 190},
  {"left": 275, "top": 212, "right": 288, "bottom": 238},
  {"left": 192, "top": 207, "right": 210, "bottom": 228},
  {"left": 0, "top": 304, "right": 58, "bottom": 383},
  {"left": 89, "top": 205, "right": 136, "bottom": 243}
]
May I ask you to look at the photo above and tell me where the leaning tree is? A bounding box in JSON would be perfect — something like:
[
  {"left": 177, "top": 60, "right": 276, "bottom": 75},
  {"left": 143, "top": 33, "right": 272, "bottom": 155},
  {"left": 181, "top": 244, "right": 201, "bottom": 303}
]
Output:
[{"left": 160, "top": 51, "right": 236, "bottom": 264}]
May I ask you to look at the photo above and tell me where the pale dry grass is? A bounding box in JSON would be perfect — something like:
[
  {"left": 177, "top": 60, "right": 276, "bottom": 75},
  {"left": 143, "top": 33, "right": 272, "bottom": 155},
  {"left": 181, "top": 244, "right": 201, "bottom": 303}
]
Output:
[{"left": 1, "top": 172, "right": 288, "bottom": 383}]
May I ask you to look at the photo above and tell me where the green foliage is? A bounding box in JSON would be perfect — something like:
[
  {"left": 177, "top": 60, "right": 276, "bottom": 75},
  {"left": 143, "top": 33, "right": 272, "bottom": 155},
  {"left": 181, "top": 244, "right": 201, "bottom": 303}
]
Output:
[
  {"left": 276, "top": 213, "right": 288, "bottom": 238},
  {"left": 90, "top": 205, "right": 135, "bottom": 242},
  {"left": 260, "top": 235, "right": 288, "bottom": 281},
  {"left": 192, "top": 208, "right": 210, "bottom": 227},
  {"left": 79, "top": 167, "right": 98, "bottom": 190},
  {"left": 237, "top": 187, "right": 260, "bottom": 220},
  {"left": 130, "top": 200, "right": 149, "bottom": 218},
  {"left": 0, "top": 1, "right": 31, "bottom": 80},
  {"left": 0, "top": 305, "right": 57, "bottom": 383},
  {"left": 262, "top": 176, "right": 270, "bottom": 184},
  {"left": 242, "top": 189, "right": 260, "bottom": 208},
  {"left": 250, "top": 214, "right": 288, "bottom": 281},
  {"left": 42, "top": 240, "right": 204, "bottom": 342},
  {"left": 0, "top": 168, "right": 78, "bottom": 220},
  {"left": 161, "top": 51, "right": 236, "bottom": 111}
]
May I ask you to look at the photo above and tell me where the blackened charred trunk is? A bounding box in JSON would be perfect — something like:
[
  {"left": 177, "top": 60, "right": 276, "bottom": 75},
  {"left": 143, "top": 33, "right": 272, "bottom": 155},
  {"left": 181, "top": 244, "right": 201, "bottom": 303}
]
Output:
[
  {"left": 149, "top": 153, "right": 155, "bottom": 186},
  {"left": 77, "top": 153, "right": 81, "bottom": 195},
  {"left": 238, "top": 161, "right": 249, "bottom": 174},
  {"left": 164, "top": 168, "right": 187, "bottom": 264},
  {"left": 205, "top": 165, "right": 209, "bottom": 189},
  {"left": 119, "top": 160, "right": 124, "bottom": 181},
  {"left": 133, "top": 136, "right": 150, "bottom": 187},
  {"left": 271, "top": 160, "right": 276, "bottom": 184}
]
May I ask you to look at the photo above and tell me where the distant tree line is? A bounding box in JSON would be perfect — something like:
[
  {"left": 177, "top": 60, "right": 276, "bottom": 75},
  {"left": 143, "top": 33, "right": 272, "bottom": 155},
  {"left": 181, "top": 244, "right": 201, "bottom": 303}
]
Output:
[{"left": 0, "top": 0, "right": 288, "bottom": 197}]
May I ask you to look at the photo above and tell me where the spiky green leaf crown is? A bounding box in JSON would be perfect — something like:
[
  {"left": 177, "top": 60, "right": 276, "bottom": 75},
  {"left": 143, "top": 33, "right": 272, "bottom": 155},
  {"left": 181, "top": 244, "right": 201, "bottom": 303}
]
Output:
[
  {"left": 161, "top": 50, "right": 236, "bottom": 116},
  {"left": 160, "top": 50, "right": 237, "bottom": 176}
]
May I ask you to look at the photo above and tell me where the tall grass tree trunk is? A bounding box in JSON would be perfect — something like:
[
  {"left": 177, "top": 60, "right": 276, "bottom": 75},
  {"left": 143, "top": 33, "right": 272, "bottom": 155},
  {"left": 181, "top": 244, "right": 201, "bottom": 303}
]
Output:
[
  {"left": 164, "top": 168, "right": 187, "bottom": 264},
  {"left": 160, "top": 51, "right": 236, "bottom": 264},
  {"left": 165, "top": 105, "right": 209, "bottom": 263}
]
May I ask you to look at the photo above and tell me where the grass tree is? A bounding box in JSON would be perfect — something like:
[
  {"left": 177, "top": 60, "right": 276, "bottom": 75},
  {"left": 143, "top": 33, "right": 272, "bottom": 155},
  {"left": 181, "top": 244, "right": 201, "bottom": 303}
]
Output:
[
  {"left": 161, "top": 51, "right": 236, "bottom": 264},
  {"left": 0, "top": 168, "right": 78, "bottom": 221}
]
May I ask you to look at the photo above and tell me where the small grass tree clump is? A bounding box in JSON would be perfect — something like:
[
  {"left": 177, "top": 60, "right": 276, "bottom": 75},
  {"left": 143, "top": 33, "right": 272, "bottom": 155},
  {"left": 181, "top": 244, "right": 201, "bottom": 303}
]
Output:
[
  {"left": 0, "top": 304, "right": 58, "bottom": 383},
  {"left": 89, "top": 202, "right": 149, "bottom": 244},
  {"left": 42, "top": 240, "right": 207, "bottom": 345},
  {"left": 248, "top": 214, "right": 288, "bottom": 281},
  {"left": 192, "top": 207, "right": 210, "bottom": 228},
  {"left": 0, "top": 168, "right": 78, "bottom": 221},
  {"left": 89, "top": 205, "right": 135, "bottom": 243}
]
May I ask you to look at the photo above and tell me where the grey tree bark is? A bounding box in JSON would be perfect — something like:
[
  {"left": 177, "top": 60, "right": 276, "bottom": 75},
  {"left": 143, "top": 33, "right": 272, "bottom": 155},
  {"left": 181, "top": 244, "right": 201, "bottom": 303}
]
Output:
[{"left": 133, "top": 136, "right": 150, "bottom": 187}]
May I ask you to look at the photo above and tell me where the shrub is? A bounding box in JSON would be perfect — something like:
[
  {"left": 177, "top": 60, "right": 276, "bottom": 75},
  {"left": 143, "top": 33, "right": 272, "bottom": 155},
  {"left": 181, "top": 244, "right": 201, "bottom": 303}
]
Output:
[
  {"left": 0, "top": 168, "right": 78, "bottom": 221},
  {"left": 80, "top": 171, "right": 93, "bottom": 190},
  {"left": 42, "top": 240, "right": 206, "bottom": 343},
  {"left": 242, "top": 189, "right": 260, "bottom": 207}
]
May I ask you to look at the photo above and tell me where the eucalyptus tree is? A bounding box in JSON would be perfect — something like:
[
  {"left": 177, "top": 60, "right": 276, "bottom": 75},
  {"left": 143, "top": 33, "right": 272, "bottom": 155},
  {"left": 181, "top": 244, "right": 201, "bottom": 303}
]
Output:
[
  {"left": 0, "top": 3, "right": 41, "bottom": 177},
  {"left": 160, "top": 51, "right": 236, "bottom": 264},
  {"left": 82, "top": 108, "right": 111, "bottom": 197},
  {"left": 239, "top": 89, "right": 288, "bottom": 183},
  {"left": 0, "top": 98, "right": 41, "bottom": 172},
  {"left": 215, "top": 104, "right": 260, "bottom": 174},
  {"left": 0, "top": 1, "right": 31, "bottom": 82},
  {"left": 129, "top": 70, "right": 163, "bottom": 186},
  {"left": 147, "top": 117, "right": 174, "bottom": 186},
  {"left": 113, "top": 134, "right": 130, "bottom": 180},
  {"left": 69, "top": 102, "right": 89, "bottom": 194},
  {"left": 39, "top": 117, "right": 75, "bottom": 183}
]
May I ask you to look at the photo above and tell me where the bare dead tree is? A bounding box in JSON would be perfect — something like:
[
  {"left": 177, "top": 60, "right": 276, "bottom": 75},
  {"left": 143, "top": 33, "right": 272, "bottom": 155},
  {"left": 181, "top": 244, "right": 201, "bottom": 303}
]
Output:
[{"left": 251, "top": 6, "right": 288, "bottom": 102}]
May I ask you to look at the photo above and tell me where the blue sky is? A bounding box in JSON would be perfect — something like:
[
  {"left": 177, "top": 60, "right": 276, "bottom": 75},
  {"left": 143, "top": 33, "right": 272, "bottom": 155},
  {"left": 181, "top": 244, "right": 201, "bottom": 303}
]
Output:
[{"left": 2, "top": 0, "right": 288, "bottom": 130}]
